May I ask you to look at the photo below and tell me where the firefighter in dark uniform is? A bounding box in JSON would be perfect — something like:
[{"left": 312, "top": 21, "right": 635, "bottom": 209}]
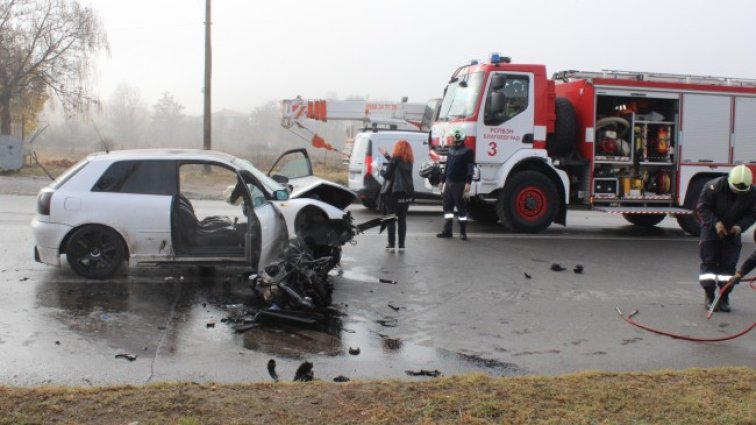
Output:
[
  {"left": 724, "top": 228, "right": 756, "bottom": 308},
  {"left": 697, "top": 165, "right": 756, "bottom": 312},
  {"left": 436, "top": 127, "right": 475, "bottom": 240}
]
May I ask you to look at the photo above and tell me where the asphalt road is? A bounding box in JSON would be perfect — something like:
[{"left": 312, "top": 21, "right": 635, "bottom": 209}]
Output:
[{"left": 0, "top": 185, "right": 753, "bottom": 386}]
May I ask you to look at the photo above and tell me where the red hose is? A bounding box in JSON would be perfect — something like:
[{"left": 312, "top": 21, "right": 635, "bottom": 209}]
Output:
[{"left": 616, "top": 277, "right": 756, "bottom": 342}]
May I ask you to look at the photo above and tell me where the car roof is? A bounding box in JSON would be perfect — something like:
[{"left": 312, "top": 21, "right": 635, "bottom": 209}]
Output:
[{"left": 86, "top": 149, "right": 239, "bottom": 163}]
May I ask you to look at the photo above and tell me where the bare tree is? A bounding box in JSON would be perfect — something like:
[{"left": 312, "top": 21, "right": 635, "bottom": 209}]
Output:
[
  {"left": 0, "top": 0, "right": 108, "bottom": 135},
  {"left": 150, "top": 91, "right": 185, "bottom": 147},
  {"left": 102, "top": 83, "right": 147, "bottom": 148}
]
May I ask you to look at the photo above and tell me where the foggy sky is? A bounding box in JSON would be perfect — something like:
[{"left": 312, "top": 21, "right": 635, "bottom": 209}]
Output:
[{"left": 89, "top": 0, "right": 756, "bottom": 115}]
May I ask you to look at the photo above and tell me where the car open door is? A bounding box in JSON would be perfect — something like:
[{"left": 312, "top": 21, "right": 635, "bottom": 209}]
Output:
[{"left": 268, "top": 148, "right": 356, "bottom": 209}]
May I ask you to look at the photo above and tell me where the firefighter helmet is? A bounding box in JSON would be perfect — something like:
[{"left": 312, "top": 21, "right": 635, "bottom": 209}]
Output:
[
  {"left": 448, "top": 127, "right": 465, "bottom": 145},
  {"left": 728, "top": 165, "right": 753, "bottom": 193}
]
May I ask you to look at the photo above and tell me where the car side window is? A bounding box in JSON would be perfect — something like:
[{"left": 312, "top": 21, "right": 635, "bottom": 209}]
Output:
[
  {"left": 92, "top": 160, "right": 176, "bottom": 195},
  {"left": 483, "top": 75, "right": 529, "bottom": 126},
  {"left": 269, "top": 151, "right": 312, "bottom": 179},
  {"left": 247, "top": 183, "right": 268, "bottom": 208}
]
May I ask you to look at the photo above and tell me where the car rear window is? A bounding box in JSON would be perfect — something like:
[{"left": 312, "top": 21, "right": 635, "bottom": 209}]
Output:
[
  {"left": 92, "top": 160, "right": 176, "bottom": 195},
  {"left": 50, "top": 159, "right": 89, "bottom": 189}
]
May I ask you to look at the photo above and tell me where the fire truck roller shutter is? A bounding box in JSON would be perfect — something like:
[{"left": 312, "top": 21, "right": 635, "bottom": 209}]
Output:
[{"left": 546, "top": 97, "right": 578, "bottom": 158}]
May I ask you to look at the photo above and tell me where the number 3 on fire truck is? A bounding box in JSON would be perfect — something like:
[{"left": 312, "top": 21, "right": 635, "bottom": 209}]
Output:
[{"left": 488, "top": 141, "right": 497, "bottom": 156}]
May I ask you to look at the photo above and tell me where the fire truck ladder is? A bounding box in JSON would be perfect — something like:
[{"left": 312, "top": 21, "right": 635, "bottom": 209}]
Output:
[
  {"left": 279, "top": 97, "right": 429, "bottom": 155},
  {"left": 553, "top": 69, "right": 756, "bottom": 88}
]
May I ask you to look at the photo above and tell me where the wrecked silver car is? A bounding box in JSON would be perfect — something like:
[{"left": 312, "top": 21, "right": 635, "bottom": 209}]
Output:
[{"left": 32, "top": 148, "right": 364, "bottom": 282}]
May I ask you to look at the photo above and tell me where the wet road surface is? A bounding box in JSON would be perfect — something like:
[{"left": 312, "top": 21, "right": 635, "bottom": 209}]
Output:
[{"left": 1, "top": 192, "right": 754, "bottom": 385}]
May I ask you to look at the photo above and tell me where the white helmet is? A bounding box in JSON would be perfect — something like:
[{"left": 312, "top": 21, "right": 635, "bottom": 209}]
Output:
[
  {"left": 728, "top": 165, "right": 753, "bottom": 193},
  {"left": 448, "top": 127, "right": 465, "bottom": 145}
]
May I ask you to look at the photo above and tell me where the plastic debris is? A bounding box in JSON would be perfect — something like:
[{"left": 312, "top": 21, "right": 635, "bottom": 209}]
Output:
[
  {"left": 115, "top": 353, "right": 137, "bottom": 361},
  {"left": 550, "top": 263, "right": 566, "bottom": 272}
]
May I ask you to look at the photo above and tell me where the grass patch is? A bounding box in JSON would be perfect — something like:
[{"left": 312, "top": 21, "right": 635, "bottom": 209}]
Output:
[{"left": 0, "top": 368, "right": 753, "bottom": 424}]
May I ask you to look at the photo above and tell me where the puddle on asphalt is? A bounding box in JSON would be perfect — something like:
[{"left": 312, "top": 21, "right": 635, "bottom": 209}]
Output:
[{"left": 31, "top": 274, "right": 525, "bottom": 380}]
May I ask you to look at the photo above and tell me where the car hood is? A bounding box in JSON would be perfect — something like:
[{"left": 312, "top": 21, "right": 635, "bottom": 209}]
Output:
[{"left": 289, "top": 176, "right": 356, "bottom": 210}]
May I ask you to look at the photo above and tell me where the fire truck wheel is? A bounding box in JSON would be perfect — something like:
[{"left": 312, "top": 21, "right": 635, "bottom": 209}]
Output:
[
  {"left": 622, "top": 213, "right": 666, "bottom": 227},
  {"left": 468, "top": 199, "right": 499, "bottom": 223},
  {"left": 497, "top": 171, "right": 558, "bottom": 233},
  {"left": 546, "top": 97, "right": 578, "bottom": 158},
  {"left": 676, "top": 177, "right": 709, "bottom": 236}
]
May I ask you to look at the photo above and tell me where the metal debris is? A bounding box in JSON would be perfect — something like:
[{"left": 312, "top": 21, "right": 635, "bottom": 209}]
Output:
[
  {"left": 379, "top": 278, "right": 398, "bottom": 284},
  {"left": 524, "top": 272, "right": 532, "bottom": 279},
  {"left": 348, "top": 347, "right": 360, "bottom": 355},
  {"left": 550, "top": 263, "right": 566, "bottom": 272},
  {"left": 573, "top": 264, "right": 584, "bottom": 274}
]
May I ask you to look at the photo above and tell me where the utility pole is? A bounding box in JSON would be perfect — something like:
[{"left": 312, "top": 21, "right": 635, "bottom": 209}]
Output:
[{"left": 203, "top": 0, "right": 212, "bottom": 151}]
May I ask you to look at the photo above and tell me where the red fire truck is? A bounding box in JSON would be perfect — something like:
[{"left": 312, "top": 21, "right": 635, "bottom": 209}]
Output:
[{"left": 429, "top": 54, "right": 756, "bottom": 234}]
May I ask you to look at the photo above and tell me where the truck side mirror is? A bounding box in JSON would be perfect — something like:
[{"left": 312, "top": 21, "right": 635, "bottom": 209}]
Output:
[
  {"left": 492, "top": 75, "right": 506, "bottom": 90},
  {"left": 491, "top": 92, "right": 505, "bottom": 114}
]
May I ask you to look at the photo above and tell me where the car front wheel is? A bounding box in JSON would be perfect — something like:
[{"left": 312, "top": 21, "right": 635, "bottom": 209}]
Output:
[{"left": 66, "top": 225, "right": 126, "bottom": 279}]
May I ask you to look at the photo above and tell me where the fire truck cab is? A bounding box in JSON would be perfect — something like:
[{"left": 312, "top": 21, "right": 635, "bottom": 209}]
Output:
[{"left": 430, "top": 54, "right": 756, "bottom": 234}]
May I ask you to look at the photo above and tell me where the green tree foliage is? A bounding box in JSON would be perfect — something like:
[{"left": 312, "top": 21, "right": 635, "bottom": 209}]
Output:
[{"left": 0, "top": 0, "right": 108, "bottom": 135}]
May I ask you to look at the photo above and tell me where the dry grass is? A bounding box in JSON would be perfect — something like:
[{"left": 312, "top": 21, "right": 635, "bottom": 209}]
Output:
[{"left": 0, "top": 368, "right": 753, "bottom": 425}]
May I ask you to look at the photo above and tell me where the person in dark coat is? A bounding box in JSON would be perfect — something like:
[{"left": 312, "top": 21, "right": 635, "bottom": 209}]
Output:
[
  {"left": 696, "top": 165, "right": 756, "bottom": 312},
  {"left": 437, "top": 127, "right": 475, "bottom": 240},
  {"left": 726, "top": 228, "right": 756, "bottom": 295},
  {"left": 378, "top": 140, "right": 414, "bottom": 252}
]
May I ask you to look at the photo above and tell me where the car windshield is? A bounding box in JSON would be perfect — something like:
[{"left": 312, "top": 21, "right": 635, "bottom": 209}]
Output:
[
  {"left": 437, "top": 71, "right": 485, "bottom": 121},
  {"left": 234, "top": 158, "right": 286, "bottom": 193}
]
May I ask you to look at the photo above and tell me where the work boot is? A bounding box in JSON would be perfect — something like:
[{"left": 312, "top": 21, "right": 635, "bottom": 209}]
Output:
[
  {"left": 436, "top": 219, "right": 452, "bottom": 238},
  {"left": 459, "top": 220, "right": 468, "bottom": 240},
  {"left": 704, "top": 287, "right": 718, "bottom": 311},
  {"left": 718, "top": 290, "right": 731, "bottom": 313}
]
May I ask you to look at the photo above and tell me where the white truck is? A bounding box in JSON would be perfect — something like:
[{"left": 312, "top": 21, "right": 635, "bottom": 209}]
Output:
[{"left": 280, "top": 97, "right": 441, "bottom": 208}]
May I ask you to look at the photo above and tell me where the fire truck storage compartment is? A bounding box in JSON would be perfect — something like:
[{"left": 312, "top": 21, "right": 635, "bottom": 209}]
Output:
[{"left": 592, "top": 92, "right": 678, "bottom": 204}]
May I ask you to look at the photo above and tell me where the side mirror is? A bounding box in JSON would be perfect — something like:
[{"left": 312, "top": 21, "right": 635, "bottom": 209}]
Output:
[
  {"left": 491, "top": 92, "right": 505, "bottom": 114},
  {"left": 273, "top": 189, "right": 289, "bottom": 201},
  {"left": 491, "top": 75, "right": 506, "bottom": 90},
  {"left": 271, "top": 174, "right": 289, "bottom": 184}
]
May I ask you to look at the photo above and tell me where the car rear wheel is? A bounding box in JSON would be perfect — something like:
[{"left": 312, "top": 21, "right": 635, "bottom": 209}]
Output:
[{"left": 66, "top": 225, "right": 126, "bottom": 279}]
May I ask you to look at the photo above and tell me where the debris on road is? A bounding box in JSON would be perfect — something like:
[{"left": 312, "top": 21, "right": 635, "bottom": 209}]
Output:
[
  {"left": 550, "top": 263, "right": 566, "bottom": 272},
  {"left": 267, "top": 359, "right": 279, "bottom": 382},
  {"left": 348, "top": 347, "right": 360, "bottom": 355},
  {"left": 294, "top": 361, "right": 314, "bottom": 382},
  {"left": 206, "top": 322, "right": 215, "bottom": 328},
  {"left": 376, "top": 318, "right": 398, "bottom": 327},
  {"left": 19, "top": 277, "right": 28, "bottom": 281},
  {"left": 115, "top": 353, "right": 137, "bottom": 361},
  {"left": 387, "top": 303, "right": 402, "bottom": 312},
  {"left": 333, "top": 375, "right": 350, "bottom": 382},
  {"left": 405, "top": 369, "right": 441, "bottom": 377},
  {"left": 573, "top": 264, "right": 584, "bottom": 274},
  {"left": 524, "top": 272, "right": 532, "bottom": 279},
  {"left": 379, "top": 278, "right": 398, "bottom": 284}
]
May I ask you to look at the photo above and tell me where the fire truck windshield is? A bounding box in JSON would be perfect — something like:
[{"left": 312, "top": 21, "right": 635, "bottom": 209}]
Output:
[{"left": 437, "top": 72, "right": 484, "bottom": 121}]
